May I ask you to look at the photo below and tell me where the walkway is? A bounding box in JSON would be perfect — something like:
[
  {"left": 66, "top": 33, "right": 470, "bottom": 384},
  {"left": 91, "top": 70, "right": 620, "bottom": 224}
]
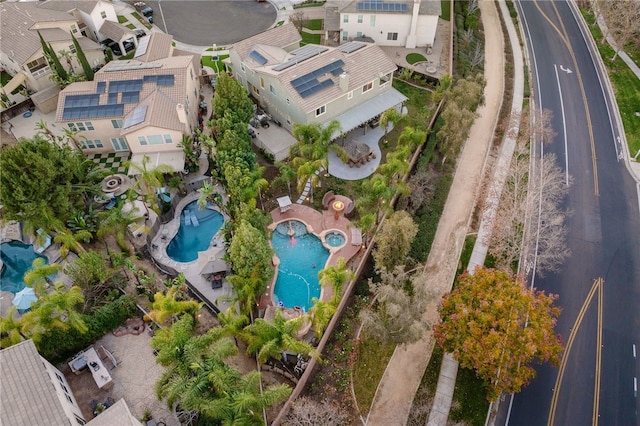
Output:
[{"left": 365, "top": 0, "right": 505, "bottom": 424}]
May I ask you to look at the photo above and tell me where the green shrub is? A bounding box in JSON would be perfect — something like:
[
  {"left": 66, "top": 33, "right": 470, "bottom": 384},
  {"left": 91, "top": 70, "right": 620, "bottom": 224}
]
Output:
[{"left": 36, "top": 295, "right": 138, "bottom": 363}]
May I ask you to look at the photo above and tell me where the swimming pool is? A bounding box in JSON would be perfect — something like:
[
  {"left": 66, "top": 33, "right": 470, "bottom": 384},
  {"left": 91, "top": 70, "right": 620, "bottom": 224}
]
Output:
[
  {"left": 0, "top": 241, "right": 49, "bottom": 294},
  {"left": 166, "top": 201, "right": 224, "bottom": 263},
  {"left": 271, "top": 220, "right": 329, "bottom": 311}
]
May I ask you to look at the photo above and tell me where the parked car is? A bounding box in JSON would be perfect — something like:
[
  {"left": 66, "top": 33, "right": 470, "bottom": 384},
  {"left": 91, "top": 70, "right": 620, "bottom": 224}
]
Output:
[
  {"left": 141, "top": 6, "right": 153, "bottom": 16},
  {"left": 134, "top": 29, "right": 146, "bottom": 38},
  {"left": 99, "top": 38, "right": 115, "bottom": 51},
  {"left": 108, "top": 40, "right": 135, "bottom": 56}
]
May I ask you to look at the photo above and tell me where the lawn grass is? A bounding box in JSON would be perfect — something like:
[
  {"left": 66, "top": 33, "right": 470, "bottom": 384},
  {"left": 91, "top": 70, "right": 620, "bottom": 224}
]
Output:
[
  {"left": 392, "top": 79, "right": 432, "bottom": 115},
  {"left": 440, "top": 0, "right": 451, "bottom": 21},
  {"left": 580, "top": 8, "right": 640, "bottom": 158},
  {"left": 126, "top": 23, "right": 136, "bottom": 30},
  {"left": 117, "top": 15, "right": 128, "bottom": 24},
  {"left": 406, "top": 53, "right": 428, "bottom": 65},
  {"left": 201, "top": 54, "right": 230, "bottom": 74},
  {"left": 449, "top": 367, "right": 490, "bottom": 426},
  {"left": 353, "top": 336, "right": 396, "bottom": 413},
  {"left": 305, "top": 18, "right": 323, "bottom": 31},
  {"left": 277, "top": 20, "right": 285, "bottom": 26},
  {"left": 301, "top": 32, "right": 322, "bottom": 45},
  {"left": 293, "top": 1, "right": 325, "bottom": 8}
]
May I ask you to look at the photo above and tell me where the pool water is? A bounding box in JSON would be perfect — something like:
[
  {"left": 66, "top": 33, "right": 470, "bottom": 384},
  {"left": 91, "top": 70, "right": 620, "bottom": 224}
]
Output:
[
  {"left": 325, "top": 231, "right": 346, "bottom": 247},
  {"left": 166, "top": 201, "right": 224, "bottom": 262},
  {"left": 0, "top": 241, "right": 49, "bottom": 294},
  {"left": 272, "top": 221, "right": 329, "bottom": 311}
]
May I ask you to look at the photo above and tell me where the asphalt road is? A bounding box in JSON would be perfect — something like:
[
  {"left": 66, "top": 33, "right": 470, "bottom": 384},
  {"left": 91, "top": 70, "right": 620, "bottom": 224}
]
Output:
[
  {"left": 143, "top": 0, "right": 277, "bottom": 46},
  {"left": 498, "top": 1, "right": 640, "bottom": 425}
]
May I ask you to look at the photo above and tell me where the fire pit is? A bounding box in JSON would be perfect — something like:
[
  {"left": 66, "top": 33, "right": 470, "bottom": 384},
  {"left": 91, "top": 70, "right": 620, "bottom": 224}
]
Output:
[{"left": 332, "top": 200, "right": 345, "bottom": 220}]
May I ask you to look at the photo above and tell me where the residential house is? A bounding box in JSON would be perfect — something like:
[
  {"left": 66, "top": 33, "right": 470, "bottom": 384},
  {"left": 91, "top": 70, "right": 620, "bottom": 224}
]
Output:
[
  {"left": 55, "top": 32, "right": 201, "bottom": 173},
  {"left": 229, "top": 23, "right": 407, "bottom": 138},
  {"left": 85, "top": 399, "right": 143, "bottom": 426},
  {"left": 0, "top": 340, "right": 86, "bottom": 426},
  {"left": 337, "top": 0, "right": 441, "bottom": 49},
  {"left": 0, "top": 0, "right": 137, "bottom": 112}
]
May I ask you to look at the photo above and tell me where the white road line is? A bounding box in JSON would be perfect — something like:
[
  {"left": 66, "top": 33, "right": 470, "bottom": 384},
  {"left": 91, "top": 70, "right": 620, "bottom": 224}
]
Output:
[
  {"left": 633, "top": 343, "right": 637, "bottom": 358},
  {"left": 553, "top": 64, "right": 570, "bottom": 186},
  {"left": 634, "top": 377, "right": 637, "bottom": 398}
]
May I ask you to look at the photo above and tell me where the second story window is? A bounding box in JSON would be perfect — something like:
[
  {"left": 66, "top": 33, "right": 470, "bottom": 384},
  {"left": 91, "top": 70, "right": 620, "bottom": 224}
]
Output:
[
  {"left": 315, "top": 105, "right": 326, "bottom": 117},
  {"left": 362, "top": 82, "right": 373, "bottom": 93},
  {"left": 100, "top": 11, "right": 106, "bottom": 19},
  {"left": 111, "top": 119, "right": 123, "bottom": 128},
  {"left": 26, "top": 57, "right": 50, "bottom": 78},
  {"left": 357, "top": 15, "right": 363, "bottom": 23},
  {"left": 343, "top": 15, "right": 349, "bottom": 23}
]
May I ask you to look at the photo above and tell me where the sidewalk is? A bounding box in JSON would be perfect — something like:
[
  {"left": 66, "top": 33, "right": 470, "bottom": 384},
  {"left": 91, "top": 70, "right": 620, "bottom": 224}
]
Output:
[{"left": 365, "top": 1, "right": 505, "bottom": 424}]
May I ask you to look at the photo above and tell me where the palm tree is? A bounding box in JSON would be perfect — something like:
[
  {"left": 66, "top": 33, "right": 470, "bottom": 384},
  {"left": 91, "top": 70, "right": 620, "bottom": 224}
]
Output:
[
  {"left": 318, "top": 257, "right": 353, "bottom": 297},
  {"left": 196, "top": 179, "right": 223, "bottom": 211},
  {"left": 34, "top": 119, "right": 57, "bottom": 143},
  {"left": 23, "top": 258, "right": 62, "bottom": 296},
  {"left": 97, "top": 199, "right": 145, "bottom": 251},
  {"left": 127, "top": 155, "right": 174, "bottom": 213},
  {"left": 242, "top": 310, "right": 320, "bottom": 363},
  {"left": 210, "top": 307, "right": 249, "bottom": 346},
  {"left": 397, "top": 126, "right": 426, "bottom": 150},
  {"left": 0, "top": 307, "right": 26, "bottom": 348},
  {"left": 380, "top": 107, "right": 402, "bottom": 137},
  {"left": 199, "top": 370, "right": 291, "bottom": 425},
  {"left": 308, "top": 299, "right": 336, "bottom": 339},
  {"left": 227, "top": 273, "right": 261, "bottom": 318},
  {"left": 146, "top": 287, "right": 202, "bottom": 326},
  {"left": 274, "top": 161, "right": 297, "bottom": 198},
  {"left": 53, "top": 229, "right": 91, "bottom": 259},
  {"left": 20, "top": 283, "right": 87, "bottom": 343}
]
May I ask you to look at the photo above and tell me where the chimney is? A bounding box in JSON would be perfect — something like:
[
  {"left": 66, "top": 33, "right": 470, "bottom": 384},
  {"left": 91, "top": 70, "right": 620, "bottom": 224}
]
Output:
[
  {"left": 176, "top": 103, "right": 188, "bottom": 126},
  {"left": 339, "top": 72, "right": 349, "bottom": 92}
]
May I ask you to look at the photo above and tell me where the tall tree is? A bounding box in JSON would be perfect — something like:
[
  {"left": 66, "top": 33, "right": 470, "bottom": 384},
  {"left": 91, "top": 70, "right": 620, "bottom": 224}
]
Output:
[
  {"left": 53, "top": 229, "right": 91, "bottom": 258},
  {"left": 212, "top": 72, "right": 254, "bottom": 124},
  {"left": 372, "top": 210, "right": 418, "bottom": 273},
  {"left": 23, "top": 258, "right": 62, "bottom": 296},
  {"left": 228, "top": 219, "right": 274, "bottom": 293},
  {"left": 380, "top": 107, "right": 402, "bottom": 137},
  {"left": 71, "top": 32, "right": 94, "bottom": 80},
  {"left": 64, "top": 251, "right": 114, "bottom": 309},
  {"left": 434, "top": 267, "right": 563, "bottom": 400},
  {"left": 146, "top": 287, "right": 202, "bottom": 326},
  {"left": 0, "top": 307, "right": 26, "bottom": 348},
  {"left": 243, "top": 311, "right": 320, "bottom": 363},
  {"left": 359, "top": 268, "right": 433, "bottom": 345}
]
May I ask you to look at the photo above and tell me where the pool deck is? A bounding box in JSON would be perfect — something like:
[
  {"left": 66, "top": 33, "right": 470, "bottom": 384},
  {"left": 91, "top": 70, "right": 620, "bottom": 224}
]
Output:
[
  {"left": 265, "top": 196, "right": 362, "bottom": 312},
  {"left": 149, "top": 191, "right": 233, "bottom": 313}
]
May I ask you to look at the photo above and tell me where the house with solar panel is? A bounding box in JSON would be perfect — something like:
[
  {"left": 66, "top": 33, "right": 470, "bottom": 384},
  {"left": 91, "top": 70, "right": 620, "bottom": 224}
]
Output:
[
  {"left": 55, "top": 33, "right": 201, "bottom": 173},
  {"left": 338, "top": 0, "right": 441, "bottom": 49},
  {"left": 229, "top": 23, "right": 407, "bottom": 141}
]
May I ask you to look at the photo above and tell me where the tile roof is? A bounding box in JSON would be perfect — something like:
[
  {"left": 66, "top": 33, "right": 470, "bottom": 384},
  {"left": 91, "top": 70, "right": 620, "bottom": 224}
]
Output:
[
  {"left": 339, "top": 0, "right": 440, "bottom": 15},
  {"left": 85, "top": 399, "right": 140, "bottom": 426},
  {"left": 244, "top": 42, "right": 397, "bottom": 113},
  {"left": 0, "top": 340, "right": 70, "bottom": 426},
  {"left": 99, "top": 20, "right": 135, "bottom": 42},
  {"left": 39, "top": 0, "right": 100, "bottom": 15},
  {"left": 56, "top": 55, "right": 194, "bottom": 130},
  {"left": 134, "top": 32, "right": 173, "bottom": 63},
  {"left": 38, "top": 28, "right": 73, "bottom": 43},
  {"left": 231, "top": 23, "right": 301, "bottom": 61},
  {"left": 0, "top": 2, "right": 76, "bottom": 65}
]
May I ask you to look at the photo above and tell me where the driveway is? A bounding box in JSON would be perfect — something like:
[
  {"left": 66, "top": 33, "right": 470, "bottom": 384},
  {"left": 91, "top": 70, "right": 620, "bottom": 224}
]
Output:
[{"left": 144, "top": 0, "right": 277, "bottom": 46}]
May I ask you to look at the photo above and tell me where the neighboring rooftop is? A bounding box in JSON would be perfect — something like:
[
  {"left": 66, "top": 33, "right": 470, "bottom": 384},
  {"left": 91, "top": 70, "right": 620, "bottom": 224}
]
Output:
[
  {"left": 0, "top": 340, "right": 70, "bottom": 426},
  {"left": 85, "top": 399, "right": 142, "bottom": 426}
]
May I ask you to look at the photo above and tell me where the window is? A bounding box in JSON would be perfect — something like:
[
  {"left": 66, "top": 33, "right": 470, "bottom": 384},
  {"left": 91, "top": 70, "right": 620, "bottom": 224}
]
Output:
[
  {"left": 357, "top": 32, "right": 363, "bottom": 38},
  {"left": 347, "top": 91, "right": 353, "bottom": 100},
  {"left": 82, "top": 139, "right": 103, "bottom": 149},
  {"left": 252, "top": 86, "right": 259, "bottom": 95},
  {"left": 26, "top": 57, "right": 50, "bottom": 78},
  {"left": 69, "top": 44, "right": 76, "bottom": 54},
  {"left": 56, "top": 373, "right": 64, "bottom": 383},
  {"left": 342, "top": 31, "right": 349, "bottom": 41},
  {"left": 370, "top": 15, "right": 376, "bottom": 26},
  {"left": 343, "top": 15, "right": 349, "bottom": 23},
  {"left": 241, "top": 63, "right": 245, "bottom": 72},
  {"left": 65, "top": 394, "right": 73, "bottom": 404},
  {"left": 315, "top": 105, "right": 326, "bottom": 117},
  {"left": 357, "top": 15, "right": 363, "bottom": 23},
  {"left": 387, "top": 32, "right": 398, "bottom": 41},
  {"left": 260, "top": 77, "right": 265, "bottom": 89},
  {"left": 190, "top": 68, "right": 194, "bottom": 79},
  {"left": 163, "top": 134, "right": 173, "bottom": 144},
  {"left": 110, "top": 137, "right": 128, "bottom": 151},
  {"left": 270, "top": 85, "right": 276, "bottom": 95},
  {"left": 71, "top": 24, "right": 78, "bottom": 34},
  {"left": 62, "top": 385, "right": 69, "bottom": 394},
  {"left": 148, "top": 135, "right": 163, "bottom": 145},
  {"left": 100, "top": 11, "right": 106, "bottom": 19},
  {"left": 362, "top": 82, "right": 373, "bottom": 93},
  {"left": 68, "top": 122, "right": 94, "bottom": 131},
  {"left": 138, "top": 136, "right": 147, "bottom": 145},
  {"left": 380, "top": 72, "right": 392, "bottom": 83},
  {"left": 75, "top": 415, "right": 86, "bottom": 425},
  {"left": 286, "top": 98, "right": 290, "bottom": 105}
]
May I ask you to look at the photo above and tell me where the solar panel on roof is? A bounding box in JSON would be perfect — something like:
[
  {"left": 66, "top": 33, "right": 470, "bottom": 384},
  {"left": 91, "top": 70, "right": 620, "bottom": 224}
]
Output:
[
  {"left": 338, "top": 42, "right": 367, "bottom": 54},
  {"left": 249, "top": 50, "right": 268, "bottom": 65},
  {"left": 62, "top": 104, "right": 124, "bottom": 120},
  {"left": 156, "top": 75, "right": 174, "bottom": 86},
  {"left": 121, "top": 92, "right": 139, "bottom": 103},
  {"left": 357, "top": 1, "right": 407, "bottom": 11},
  {"left": 273, "top": 46, "right": 329, "bottom": 71},
  {"left": 299, "top": 79, "right": 334, "bottom": 98},
  {"left": 96, "top": 81, "right": 106, "bottom": 93},
  {"left": 108, "top": 79, "right": 143, "bottom": 93},
  {"left": 65, "top": 94, "right": 100, "bottom": 108},
  {"left": 123, "top": 105, "right": 148, "bottom": 129}
]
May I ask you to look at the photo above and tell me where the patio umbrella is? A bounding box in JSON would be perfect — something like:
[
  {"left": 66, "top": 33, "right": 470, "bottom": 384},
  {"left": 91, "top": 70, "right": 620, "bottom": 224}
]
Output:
[{"left": 12, "top": 287, "right": 37, "bottom": 312}]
